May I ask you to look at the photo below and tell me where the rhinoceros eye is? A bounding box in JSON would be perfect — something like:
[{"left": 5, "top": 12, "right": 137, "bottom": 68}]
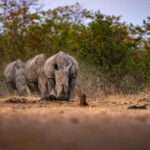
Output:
[{"left": 54, "top": 64, "right": 58, "bottom": 70}]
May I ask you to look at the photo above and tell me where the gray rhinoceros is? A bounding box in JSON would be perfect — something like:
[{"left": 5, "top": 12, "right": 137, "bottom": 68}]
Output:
[
  {"left": 4, "top": 59, "right": 29, "bottom": 96},
  {"left": 43, "top": 51, "right": 78, "bottom": 100},
  {"left": 25, "top": 53, "right": 48, "bottom": 96}
]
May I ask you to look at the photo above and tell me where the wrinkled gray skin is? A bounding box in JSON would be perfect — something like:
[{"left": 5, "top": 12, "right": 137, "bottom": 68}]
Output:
[
  {"left": 44, "top": 51, "right": 78, "bottom": 100},
  {"left": 4, "top": 59, "right": 29, "bottom": 96},
  {"left": 25, "top": 54, "right": 48, "bottom": 97}
]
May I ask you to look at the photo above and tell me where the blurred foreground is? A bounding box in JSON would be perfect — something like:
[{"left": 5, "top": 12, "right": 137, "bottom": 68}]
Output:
[{"left": 0, "top": 95, "right": 150, "bottom": 150}]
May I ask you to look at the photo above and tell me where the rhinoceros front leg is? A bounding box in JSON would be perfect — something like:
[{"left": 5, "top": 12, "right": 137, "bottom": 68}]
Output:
[
  {"left": 48, "top": 78, "right": 57, "bottom": 98},
  {"left": 40, "top": 78, "right": 56, "bottom": 100},
  {"left": 25, "top": 86, "right": 31, "bottom": 96},
  {"left": 38, "top": 76, "right": 48, "bottom": 98},
  {"left": 6, "top": 81, "right": 16, "bottom": 96},
  {"left": 68, "top": 77, "right": 77, "bottom": 99}
]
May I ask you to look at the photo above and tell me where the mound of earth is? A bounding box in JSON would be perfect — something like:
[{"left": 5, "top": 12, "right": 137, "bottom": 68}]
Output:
[{"left": 5, "top": 97, "right": 37, "bottom": 104}]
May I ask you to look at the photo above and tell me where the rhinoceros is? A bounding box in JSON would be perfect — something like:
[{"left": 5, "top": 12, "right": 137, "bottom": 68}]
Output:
[
  {"left": 4, "top": 59, "right": 29, "bottom": 96},
  {"left": 25, "top": 53, "right": 48, "bottom": 96},
  {"left": 43, "top": 51, "right": 78, "bottom": 100}
]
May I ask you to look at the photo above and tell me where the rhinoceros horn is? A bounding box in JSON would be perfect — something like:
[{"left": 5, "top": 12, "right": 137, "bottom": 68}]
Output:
[{"left": 65, "top": 62, "right": 72, "bottom": 72}]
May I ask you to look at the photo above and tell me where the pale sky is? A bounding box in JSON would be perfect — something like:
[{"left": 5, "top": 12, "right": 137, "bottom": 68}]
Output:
[{"left": 40, "top": 0, "right": 150, "bottom": 25}]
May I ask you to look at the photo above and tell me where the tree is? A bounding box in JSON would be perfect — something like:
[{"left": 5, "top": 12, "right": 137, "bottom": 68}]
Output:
[{"left": 0, "top": 0, "right": 40, "bottom": 60}]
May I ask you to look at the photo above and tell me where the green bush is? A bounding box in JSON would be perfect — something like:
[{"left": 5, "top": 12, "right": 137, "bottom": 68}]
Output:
[{"left": 0, "top": 1, "right": 150, "bottom": 94}]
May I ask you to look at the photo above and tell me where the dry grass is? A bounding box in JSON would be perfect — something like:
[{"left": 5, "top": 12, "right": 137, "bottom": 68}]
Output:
[{"left": 0, "top": 95, "right": 150, "bottom": 150}]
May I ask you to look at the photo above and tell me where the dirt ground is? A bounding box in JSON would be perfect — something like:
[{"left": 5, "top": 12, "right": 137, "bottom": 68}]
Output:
[{"left": 0, "top": 95, "right": 150, "bottom": 150}]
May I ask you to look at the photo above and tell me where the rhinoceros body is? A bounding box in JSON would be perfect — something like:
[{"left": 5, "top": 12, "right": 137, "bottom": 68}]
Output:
[{"left": 25, "top": 54, "right": 48, "bottom": 96}]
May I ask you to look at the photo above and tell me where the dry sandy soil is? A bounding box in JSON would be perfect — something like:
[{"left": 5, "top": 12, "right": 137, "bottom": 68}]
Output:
[{"left": 0, "top": 95, "right": 150, "bottom": 150}]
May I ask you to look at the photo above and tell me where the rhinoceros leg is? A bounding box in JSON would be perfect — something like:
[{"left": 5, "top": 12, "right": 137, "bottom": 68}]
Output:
[
  {"left": 6, "top": 81, "right": 16, "bottom": 96},
  {"left": 25, "top": 86, "right": 31, "bottom": 96},
  {"left": 27, "top": 81, "right": 39, "bottom": 95},
  {"left": 38, "top": 76, "right": 48, "bottom": 98},
  {"left": 40, "top": 78, "right": 57, "bottom": 100},
  {"left": 68, "top": 77, "right": 77, "bottom": 99},
  {"left": 47, "top": 78, "right": 56, "bottom": 95}
]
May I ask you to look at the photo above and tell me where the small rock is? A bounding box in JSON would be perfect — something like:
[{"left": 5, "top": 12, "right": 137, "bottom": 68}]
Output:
[{"left": 128, "top": 104, "right": 148, "bottom": 110}]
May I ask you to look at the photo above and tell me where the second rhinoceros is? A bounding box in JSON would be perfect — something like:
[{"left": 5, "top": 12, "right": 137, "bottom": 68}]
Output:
[{"left": 25, "top": 53, "right": 48, "bottom": 97}]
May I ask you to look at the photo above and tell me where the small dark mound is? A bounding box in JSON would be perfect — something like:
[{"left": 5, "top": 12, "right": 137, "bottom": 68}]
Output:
[
  {"left": 5, "top": 97, "right": 28, "bottom": 103},
  {"left": 40, "top": 95, "right": 57, "bottom": 101},
  {"left": 40, "top": 95, "right": 70, "bottom": 101},
  {"left": 5, "top": 97, "right": 38, "bottom": 104},
  {"left": 56, "top": 96, "right": 69, "bottom": 101}
]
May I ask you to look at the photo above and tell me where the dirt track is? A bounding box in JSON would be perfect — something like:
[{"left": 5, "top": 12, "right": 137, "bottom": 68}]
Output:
[{"left": 0, "top": 95, "right": 150, "bottom": 150}]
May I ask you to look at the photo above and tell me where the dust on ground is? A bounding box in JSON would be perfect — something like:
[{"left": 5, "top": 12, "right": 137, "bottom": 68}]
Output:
[{"left": 0, "top": 94, "right": 150, "bottom": 150}]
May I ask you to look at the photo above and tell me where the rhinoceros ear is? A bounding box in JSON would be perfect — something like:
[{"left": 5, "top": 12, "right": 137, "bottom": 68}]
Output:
[{"left": 15, "top": 60, "right": 20, "bottom": 69}]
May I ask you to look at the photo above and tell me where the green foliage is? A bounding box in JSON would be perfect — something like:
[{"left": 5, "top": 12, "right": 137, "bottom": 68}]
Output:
[{"left": 0, "top": 1, "right": 150, "bottom": 91}]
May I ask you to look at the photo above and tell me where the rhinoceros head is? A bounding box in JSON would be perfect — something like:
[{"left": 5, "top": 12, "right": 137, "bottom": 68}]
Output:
[{"left": 55, "top": 63, "right": 72, "bottom": 98}]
